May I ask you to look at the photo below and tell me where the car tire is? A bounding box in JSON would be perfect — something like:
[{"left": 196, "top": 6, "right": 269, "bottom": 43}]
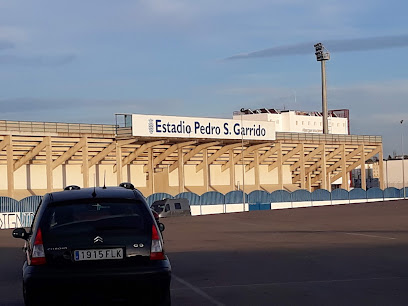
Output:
[
  {"left": 159, "top": 288, "right": 171, "bottom": 306},
  {"left": 24, "top": 283, "right": 50, "bottom": 306},
  {"left": 23, "top": 282, "right": 34, "bottom": 306}
]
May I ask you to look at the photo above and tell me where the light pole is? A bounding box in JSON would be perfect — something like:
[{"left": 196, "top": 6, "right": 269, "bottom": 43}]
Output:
[
  {"left": 240, "top": 108, "right": 246, "bottom": 211},
  {"left": 314, "top": 43, "right": 330, "bottom": 134},
  {"left": 401, "top": 120, "right": 405, "bottom": 199}
]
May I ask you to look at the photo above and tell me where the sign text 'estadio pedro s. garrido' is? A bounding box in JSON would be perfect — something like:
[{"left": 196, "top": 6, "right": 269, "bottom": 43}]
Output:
[{"left": 132, "top": 114, "right": 276, "bottom": 140}]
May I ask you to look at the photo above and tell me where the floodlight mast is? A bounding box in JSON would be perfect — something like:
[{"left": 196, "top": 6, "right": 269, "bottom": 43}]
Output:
[{"left": 314, "top": 43, "right": 330, "bottom": 134}]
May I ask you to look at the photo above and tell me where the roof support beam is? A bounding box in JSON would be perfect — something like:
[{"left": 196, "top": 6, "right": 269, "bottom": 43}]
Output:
[
  {"left": 269, "top": 144, "right": 302, "bottom": 172},
  {"left": 168, "top": 141, "right": 220, "bottom": 173},
  {"left": 0, "top": 137, "right": 10, "bottom": 152},
  {"left": 196, "top": 142, "right": 248, "bottom": 172},
  {"left": 14, "top": 139, "right": 47, "bottom": 171},
  {"left": 246, "top": 145, "right": 279, "bottom": 171},
  {"left": 221, "top": 143, "right": 272, "bottom": 172},
  {"left": 330, "top": 146, "right": 381, "bottom": 183},
  {"left": 114, "top": 140, "right": 166, "bottom": 173},
  {"left": 290, "top": 145, "right": 324, "bottom": 171},
  {"left": 143, "top": 141, "right": 196, "bottom": 173},
  {"left": 52, "top": 137, "right": 87, "bottom": 170},
  {"left": 292, "top": 146, "right": 343, "bottom": 184},
  {"left": 310, "top": 146, "right": 363, "bottom": 186},
  {"left": 83, "top": 138, "right": 136, "bottom": 173}
]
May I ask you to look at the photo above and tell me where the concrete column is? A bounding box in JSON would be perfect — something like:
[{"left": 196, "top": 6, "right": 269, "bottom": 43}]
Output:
[
  {"left": 82, "top": 137, "right": 89, "bottom": 188},
  {"left": 116, "top": 143, "right": 122, "bottom": 185},
  {"left": 148, "top": 148, "right": 155, "bottom": 194},
  {"left": 46, "top": 136, "right": 53, "bottom": 192},
  {"left": 321, "top": 144, "right": 327, "bottom": 190},
  {"left": 300, "top": 144, "right": 306, "bottom": 189},
  {"left": 277, "top": 144, "right": 283, "bottom": 189},
  {"left": 178, "top": 147, "right": 184, "bottom": 193},
  {"left": 307, "top": 172, "right": 312, "bottom": 192},
  {"left": 378, "top": 144, "right": 385, "bottom": 190},
  {"left": 254, "top": 149, "right": 260, "bottom": 190},
  {"left": 229, "top": 150, "right": 235, "bottom": 190},
  {"left": 203, "top": 149, "right": 209, "bottom": 192},
  {"left": 327, "top": 171, "right": 331, "bottom": 192},
  {"left": 360, "top": 145, "right": 366, "bottom": 190},
  {"left": 341, "top": 144, "right": 348, "bottom": 190},
  {"left": 6, "top": 136, "right": 14, "bottom": 198}
]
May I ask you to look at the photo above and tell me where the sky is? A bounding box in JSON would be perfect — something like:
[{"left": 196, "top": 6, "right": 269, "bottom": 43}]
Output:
[{"left": 0, "top": 0, "right": 407, "bottom": 156}]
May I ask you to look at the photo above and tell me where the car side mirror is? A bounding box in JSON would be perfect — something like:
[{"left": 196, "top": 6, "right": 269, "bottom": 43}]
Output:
[
  {"left": 158, "top": 222, "right": 165, "bottom": 232},
  {"left": 12, "top": 228, "right": 29, "bottom": 240}
]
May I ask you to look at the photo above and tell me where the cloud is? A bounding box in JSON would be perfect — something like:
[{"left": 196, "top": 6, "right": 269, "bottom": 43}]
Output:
[
  {"left": 0, "top": 54, "right": 76, "bottom": 66},
  {"left": 225, "top": 34, "right": 408, "bottom": 60}
]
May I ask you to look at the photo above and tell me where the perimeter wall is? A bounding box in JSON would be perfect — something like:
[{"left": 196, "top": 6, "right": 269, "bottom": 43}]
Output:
[{"left": 1, "top": 187, "right": 405, "bottom": 229}]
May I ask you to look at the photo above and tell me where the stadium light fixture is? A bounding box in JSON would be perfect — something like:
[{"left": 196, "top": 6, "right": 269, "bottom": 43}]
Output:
[
  {"left": 314, "top": 43, "right": 330, "bottom": 134},
  {"left": 239, "top": 108, "right": 247, "bottom": 210}
]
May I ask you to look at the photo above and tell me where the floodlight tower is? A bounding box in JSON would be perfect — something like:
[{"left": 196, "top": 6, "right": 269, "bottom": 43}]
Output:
[{"left": 314, "top": 43, "right": 330, "bottom": 134}]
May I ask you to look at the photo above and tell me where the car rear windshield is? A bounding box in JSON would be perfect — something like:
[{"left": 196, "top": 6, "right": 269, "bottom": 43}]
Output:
[
  {"left": 41, "top": 199, "right": 150, "bottom": 234},
  {"left": 151, "top": 203, "right": 164, "bottom": 213}
]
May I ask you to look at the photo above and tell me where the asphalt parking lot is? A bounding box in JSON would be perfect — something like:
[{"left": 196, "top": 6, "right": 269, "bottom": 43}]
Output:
[{"left": 2, "top": 200, "right": 408, "bottom": 305}]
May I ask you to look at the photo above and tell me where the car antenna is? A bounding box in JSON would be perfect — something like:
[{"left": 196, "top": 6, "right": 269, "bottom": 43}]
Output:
[
  {"left": 92, "top": 173, "right": 97, "bottom": 197},
  {"left": 103, "top": 170, "right": 107, "bottom": 189}
]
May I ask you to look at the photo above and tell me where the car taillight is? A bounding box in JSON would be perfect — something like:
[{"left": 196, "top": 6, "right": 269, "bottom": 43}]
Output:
[
  {"left": 150, "top": 224, "right": 165, "bottom": 260},
  {"left": 31, "top": 228, "right": 46, "bottom": 265}
]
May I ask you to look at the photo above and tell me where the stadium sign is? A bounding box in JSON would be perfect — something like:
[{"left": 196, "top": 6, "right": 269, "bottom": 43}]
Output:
[{"left": 132, "top": 114, "right": 276, "bottom": 140}]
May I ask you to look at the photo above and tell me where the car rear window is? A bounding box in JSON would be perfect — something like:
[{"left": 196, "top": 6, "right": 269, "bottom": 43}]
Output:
[
  {"left": 151, "top": 203, "right": 164, "bottom": 213},
  {"left": 41, "top": 199, "right": 150, "bottom": 234}
]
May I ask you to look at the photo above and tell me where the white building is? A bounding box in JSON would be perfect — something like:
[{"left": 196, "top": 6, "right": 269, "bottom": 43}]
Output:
[
  {"left": 233, "top": 109, "right": 349, "bottom": 135},
  {"left": 383, "top": 159, "right": 408, "bottom": 189}
]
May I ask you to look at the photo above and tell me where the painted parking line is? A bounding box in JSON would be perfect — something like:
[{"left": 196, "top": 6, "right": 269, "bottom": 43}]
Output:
[
  {"left": 172, "top": 276, "right": 407, "bottom": 291},
  {"left": 345, "top": 232, "right": 396, "bottom": 240},
  {"left": 173, "top": 274, "right": 225, "bottom": 306}
]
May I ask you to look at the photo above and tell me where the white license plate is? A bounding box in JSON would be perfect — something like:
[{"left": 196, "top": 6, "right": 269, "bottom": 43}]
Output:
[{"left": 74, "top": 248, "right": 123, "bottom": 261}]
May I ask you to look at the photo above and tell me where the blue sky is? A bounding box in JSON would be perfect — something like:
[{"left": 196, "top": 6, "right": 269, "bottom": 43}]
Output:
[{"left": 0, "top": 0, "right": 407, "bottom": 156}]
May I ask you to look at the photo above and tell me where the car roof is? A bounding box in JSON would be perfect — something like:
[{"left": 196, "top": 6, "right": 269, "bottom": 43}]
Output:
[{"left": 46, "top": 187, "right": 145, "bottom": 203}]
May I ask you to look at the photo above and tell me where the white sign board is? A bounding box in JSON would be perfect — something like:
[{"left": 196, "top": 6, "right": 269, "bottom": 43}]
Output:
[
  {"left": 132, "top": 114, "right": 276, "bottom": 140},
  {"left": 0, "top": 212, "right": 34, "bottom": 229}
]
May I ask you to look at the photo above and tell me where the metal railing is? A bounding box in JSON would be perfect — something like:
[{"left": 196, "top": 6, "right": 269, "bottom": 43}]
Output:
[
  {"left": 276, "top": 132, "right": 382, "bottom": 143},
  {"left": 116, "top": 127, "right": 132, "bottom": 138},
  {"left": 0, "top": 120, "right": 116, "bottom": 135}
]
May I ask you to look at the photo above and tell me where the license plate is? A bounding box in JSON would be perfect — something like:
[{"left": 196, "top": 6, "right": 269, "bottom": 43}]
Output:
[{"left": 74, "top": 248, "right": 123, "bottom": 261}]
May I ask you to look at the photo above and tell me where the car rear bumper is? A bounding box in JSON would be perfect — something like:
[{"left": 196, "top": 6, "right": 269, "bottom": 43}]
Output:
[{"left": 23, "top": 259, "right": 171, "bottom": 304}]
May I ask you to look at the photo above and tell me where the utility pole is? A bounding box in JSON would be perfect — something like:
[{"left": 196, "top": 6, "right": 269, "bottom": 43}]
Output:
[
  {"left": 314, "top": 43, "right": 330, "bottom": 134},
  {"left": 401, "top": 120, "right": 405, "bottom": 199},
  {"left": 240, "top": 108, "right": 246, "bottom": 211}
]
